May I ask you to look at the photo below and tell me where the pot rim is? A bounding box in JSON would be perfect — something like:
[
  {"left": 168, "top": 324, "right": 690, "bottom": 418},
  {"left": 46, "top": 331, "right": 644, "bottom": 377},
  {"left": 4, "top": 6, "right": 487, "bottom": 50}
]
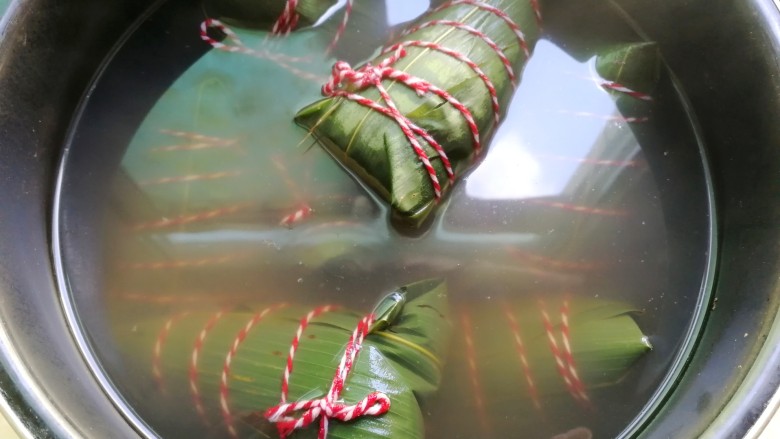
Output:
[{"left": 1, "top": 1, "right": 780, "bottom": 438}]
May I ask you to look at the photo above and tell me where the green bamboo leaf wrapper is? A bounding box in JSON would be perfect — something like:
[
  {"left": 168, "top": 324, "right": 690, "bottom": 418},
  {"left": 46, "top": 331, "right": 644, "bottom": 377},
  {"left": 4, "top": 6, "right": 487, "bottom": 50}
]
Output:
[
  {"left": 596, "top": 42, "right": 661, "bottom": 96},
  {"left": 120, "top": 29, "right": 338, "bottom": 215},
  {"left": 596, "top": 42, "right": 661, "bottom": 119},
  {"left": 117, "top": 279, "right": 450, "bottom": 439},
  {"left": 427, "top": 297, "right": 651, "bottom": 437},
  {"left": 295, "top": 0, "right": 542, "bottom": 230},
  {"left": 205, "top": 0, "right": 338, "bottom": 29}
]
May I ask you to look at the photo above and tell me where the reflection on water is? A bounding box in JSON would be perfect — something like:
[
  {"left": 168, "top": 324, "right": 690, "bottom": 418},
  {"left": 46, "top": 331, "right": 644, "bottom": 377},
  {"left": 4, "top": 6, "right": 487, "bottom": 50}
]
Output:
[
  {"left": 467, "top": 40, "right": 627, "bottom": 200},
  {"left": 55, "top": 2, "right": 711, "bottom": 439},
  {"left": 385, "top": 0, "right": 431, "bottom": 26},
  {"left": 109, "top": 39, "right": 659, "bottom": 311}
]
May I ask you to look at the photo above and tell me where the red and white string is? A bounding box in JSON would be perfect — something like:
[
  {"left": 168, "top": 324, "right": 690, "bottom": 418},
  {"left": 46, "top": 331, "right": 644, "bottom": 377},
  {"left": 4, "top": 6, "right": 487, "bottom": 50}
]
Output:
[
  {"left": 271, "top": 0, "right": 301, "bottom": 36},
  {"left": 131, "top": 202, "right": 254, "bottom": 231},
  {"left": 321, "top": 0, "right": 529, "bottom": 199},
  {"left": 220, "top": 305, "right": 287, "bottom": 438},
  {"left": 278, "top": 306, "right": 339, "bottom": 404},
  {"left": 200, "top": 19, "right": 324, "bottom": 82},
  {"left": 507, "top": 248, "right": 608, "bottom": 272},
  {"left": 190, "top": 310, "right": 226, "bottom": 423},
  {"left": 152, "top": 312, "right": 190, "bottom": 394},
  {"left": 265, "top": 313, "right": 390, "bottom": 439},
  {"left": 385, "top": 39, "right": 502, "bottom": 130},
  {"left": 394, "top": 19, "right": 517, "bottom": 88},
  {"left": 558, "top": 109, "right": 649, "bottom": 124},
  {"left": 598, "top": 72, "right": 654, "bottom": 123},
  {"left": 460, "top": 311, "right": 491, "bottom": 435},
  {"left": 157, "top": 129, "right": 234, "bottom": 144},
  {"left": 200, "top": 0, "right": 353, "bottom": 79},
  {"left": 200, "top": 18, "right": 309, "bottom": 63},
  {"left": 324, "top": 0, "right": 353, "bottom": 54},
  {"left": 564, "top": 71, "right": 654, "bottom": 104},
  {"left": 139, "top": 170, "right": 242, "bottom": 186},
  {"left": 530, "top": 199, "right": 630, "bottom": 217},
  {"left": 504, "top": 306, "right": 542, "bottom": 410},
  {"left": 432, "top": 0, "right": 531, "bottom": 59},
  {"left": 279, "top": 204, "right": 313, "bottom": 228},
  {"left": 601, "top": 81, "right": 653, "bottom": 102},
  {"left": 153, "top": 129, "right": 240, "bottom": 153},
  {"left": 271, "top": 0, "right": 353, "bottom": 54},
  {"left": 538, "top": 300, "right": 591, "bottom": 407},
  {"left": 559, "top": 300, "right": 590, "bottom": 405},
  {"left": 270, "top": 155, "right": 315, "bottom": 228}
]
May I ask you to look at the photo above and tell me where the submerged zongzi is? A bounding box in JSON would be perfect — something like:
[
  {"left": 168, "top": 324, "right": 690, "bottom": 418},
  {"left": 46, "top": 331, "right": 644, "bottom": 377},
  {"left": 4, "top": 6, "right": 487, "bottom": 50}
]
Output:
[
  {"left": 428, "top": 296, "right": 651, "bottom": 437},
  {"left": 118, "top": 279, "right": 450, "bottom": 438}
]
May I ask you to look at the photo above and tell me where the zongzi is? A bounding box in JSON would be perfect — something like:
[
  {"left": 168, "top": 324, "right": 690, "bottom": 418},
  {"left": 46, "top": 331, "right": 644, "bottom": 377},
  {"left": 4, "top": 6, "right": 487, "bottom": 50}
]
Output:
[
  {"left": 295, "top": 0, "right": 543, "bottom": 230},
  {"left": 119, "top": 279, "right": 450, "bottom": 439},
  {"left": 427, "top": 296, "right": 651, "bottom": 438}
]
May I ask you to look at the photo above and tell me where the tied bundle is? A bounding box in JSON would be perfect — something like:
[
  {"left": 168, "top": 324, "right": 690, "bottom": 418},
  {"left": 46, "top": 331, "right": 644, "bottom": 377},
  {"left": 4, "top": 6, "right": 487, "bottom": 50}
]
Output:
[
  {"left": 429, "top": 297, "right": 651, "bottom": 437},
  {"left": 295, "top": 0, "right": 543, "bottom": 230},
  {"left": 119, "top": 280, "right": 450, "bottom": 439}
]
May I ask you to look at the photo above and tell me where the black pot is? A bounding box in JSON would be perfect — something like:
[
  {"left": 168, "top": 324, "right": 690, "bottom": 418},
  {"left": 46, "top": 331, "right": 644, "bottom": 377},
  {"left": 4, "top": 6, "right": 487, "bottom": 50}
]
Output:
[{"left": 0, "top": 0, "right": 778, "bottom": 437}]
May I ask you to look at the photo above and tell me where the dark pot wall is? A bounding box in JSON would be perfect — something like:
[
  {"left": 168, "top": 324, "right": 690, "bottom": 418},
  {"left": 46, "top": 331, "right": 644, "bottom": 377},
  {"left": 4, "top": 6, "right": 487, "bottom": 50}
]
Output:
[
  {"left": 0, "top": 1, "right": 159, "bottom": 437},
  {"left": 608, "top": 0, "right": 780, "bottom": 438}
]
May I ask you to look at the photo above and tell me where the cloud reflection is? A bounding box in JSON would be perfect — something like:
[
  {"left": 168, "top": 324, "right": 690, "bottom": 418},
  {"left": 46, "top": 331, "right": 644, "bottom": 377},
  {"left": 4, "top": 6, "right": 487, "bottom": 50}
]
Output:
[
  {"left": 466, "top": 133, "right": 550, "bottom": 199},
  {"left": 465, "top": 40, "right": 623, "bottom": 200}
]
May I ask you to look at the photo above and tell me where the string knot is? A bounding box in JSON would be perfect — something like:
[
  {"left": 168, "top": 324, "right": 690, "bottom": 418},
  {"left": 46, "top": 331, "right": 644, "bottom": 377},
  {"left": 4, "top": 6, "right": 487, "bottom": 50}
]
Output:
[
  {"left": 322, "top": 61, "right": 389, "bottom": 96},
  {"left": 264, "top": 391, "right": 390, "bottom": 438},
  {"left": 264, "top": 314, "right": 389, "bottom": 439},
  {"left": 322, "top": 44, "right": 410, "bottom": 97},
  {"left": 322, "top": 61, "right": 352, "bottom": 95}
]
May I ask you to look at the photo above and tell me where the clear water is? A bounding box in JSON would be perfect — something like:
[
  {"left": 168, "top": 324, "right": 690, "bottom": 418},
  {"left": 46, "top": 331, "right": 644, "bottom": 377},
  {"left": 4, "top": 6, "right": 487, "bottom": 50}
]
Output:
[{"left": 55, "top": 1, "right": 713, "bottom": 438}]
